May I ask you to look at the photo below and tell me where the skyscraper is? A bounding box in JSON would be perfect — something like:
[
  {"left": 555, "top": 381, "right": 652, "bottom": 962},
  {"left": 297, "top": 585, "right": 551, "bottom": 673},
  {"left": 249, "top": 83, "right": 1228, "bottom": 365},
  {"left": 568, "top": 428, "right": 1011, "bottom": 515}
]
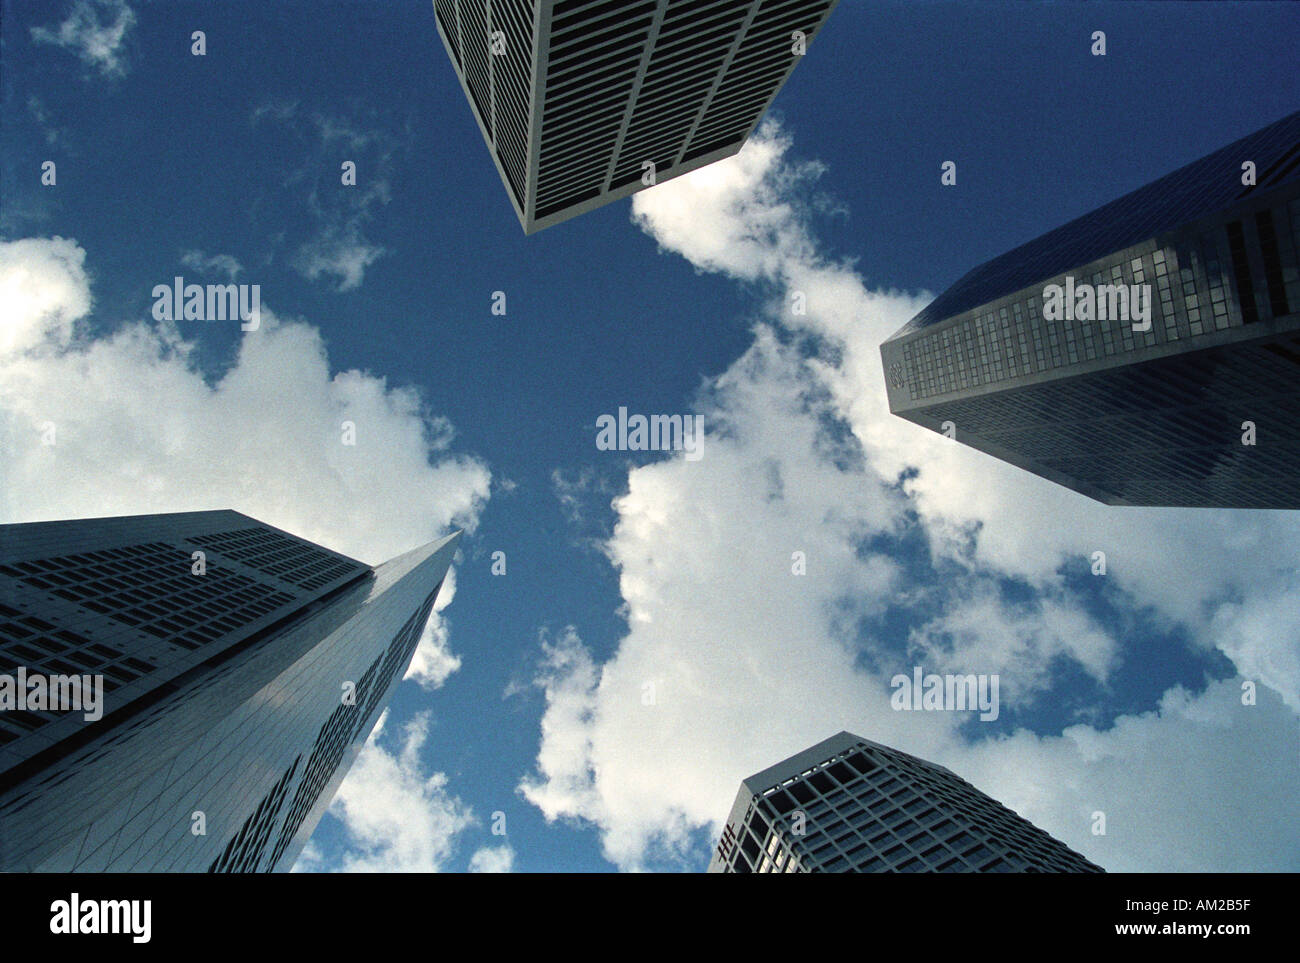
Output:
[
  {"left": 433, "top": 0, "right": 838, "bottom": 233},
  {"left": 708, "top": 731, "right": 1103, "bottom": 872},
  {"left": 0, "top": 510, "right": 460, "bottom": 872},
  {"left": 880, "top": 111, "right": 1300, "bottom": 508}
]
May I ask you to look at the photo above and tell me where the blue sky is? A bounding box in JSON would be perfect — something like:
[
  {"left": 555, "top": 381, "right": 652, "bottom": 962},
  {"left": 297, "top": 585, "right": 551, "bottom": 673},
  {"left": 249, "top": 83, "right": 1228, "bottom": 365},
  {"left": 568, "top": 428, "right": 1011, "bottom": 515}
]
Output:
[{"left": 2, "top": 0, "right": 1298, "bottom": 873}]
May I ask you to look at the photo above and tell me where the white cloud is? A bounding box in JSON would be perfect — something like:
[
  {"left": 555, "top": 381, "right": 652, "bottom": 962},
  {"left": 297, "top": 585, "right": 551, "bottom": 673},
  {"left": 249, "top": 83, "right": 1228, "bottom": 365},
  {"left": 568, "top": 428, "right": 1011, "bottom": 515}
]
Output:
[
  {"left": 519, "top": 628, "right": 602, "bottom": 831},
  {"left": 404, "top": 582, "right": 463, "bottom": 690},
  {"left": 949, "top": 681, "right": 1300, "bottom": 873},
  {"left": 179, "top": 250, "right": 243, "bottom": 281},
  {"left": 905, "top": 581, "right": 1119, "bottom": 706},
  {"left": 0, "top": 236, "right": 489, "bottom": 567},
  {"left": 468, "top": 844, "right": 515, "bottom": 873},
  {"left": 293, "top": 226, "right": 385, "bottom": 292},
  {"left": 519, "top": 121, "right": 1300, "bottom": 871},
  {"left": 1207, "top": 580, "right": 1300, "bottom": 715},
  {"left": 310, "top": 712, "right": 475, "bottom": 872},
  {"left": 1, "top": 236, "right": 490, "bottom": 870},
  {"left": 0, "top": 236, "right": 91, "bottom": 358},
  {"left": 31, "top": 0, "right": 136, "bottom": 78}
]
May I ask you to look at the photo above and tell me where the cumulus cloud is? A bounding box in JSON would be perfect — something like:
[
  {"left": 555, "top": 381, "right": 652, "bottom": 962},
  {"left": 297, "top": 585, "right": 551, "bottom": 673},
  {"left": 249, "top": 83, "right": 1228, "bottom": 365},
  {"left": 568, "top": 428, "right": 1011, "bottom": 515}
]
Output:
[
  {"left": 1, "top": 236, "right": 490, "bottom": 868},
  {"left": 31, "top": 0, "right": 136, "bottom": 78},
  {"left": 519, "top": 120, "right": 1300, "bottom": 871},
  {"left": 302, "top": 712, "right": 475, "bottom": 872},
  {"left": 520, "top": 628, "right": 602, "bottom": 830},
  {"left": 0, "top": 236, "right": 91, "bottom": 357},
  {"left": 404, "top": 589, "right": 463, "bottom": 690},
  {"left": 0, "top": 236, "right": 489, "bottom": 566},
  {"left": 904, "top": 581, "right": 1119, "bottom": 705},
  {"left": 952, "top": 681, "right": 1300, "bottom": 873},
  {"left": 468, "top": 844, "right": 515, "bottom": 873}
]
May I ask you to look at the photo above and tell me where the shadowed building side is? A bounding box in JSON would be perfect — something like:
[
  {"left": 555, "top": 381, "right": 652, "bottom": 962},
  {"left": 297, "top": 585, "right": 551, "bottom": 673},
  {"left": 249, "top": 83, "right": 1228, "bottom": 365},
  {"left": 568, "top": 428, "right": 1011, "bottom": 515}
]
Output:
[{"left": 881, "top": 111, "right": 1300, "bottom": 508}]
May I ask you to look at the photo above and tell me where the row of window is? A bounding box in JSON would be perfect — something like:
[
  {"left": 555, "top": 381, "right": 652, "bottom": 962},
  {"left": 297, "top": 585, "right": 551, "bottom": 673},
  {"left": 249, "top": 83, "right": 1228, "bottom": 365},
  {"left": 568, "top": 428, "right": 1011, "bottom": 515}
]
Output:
[
  {"left": 899, "top": 196, "right": 1299, "bottom": 403},
  {"left": 722, "top": 741, "right": 1098, "bottom": 873}
]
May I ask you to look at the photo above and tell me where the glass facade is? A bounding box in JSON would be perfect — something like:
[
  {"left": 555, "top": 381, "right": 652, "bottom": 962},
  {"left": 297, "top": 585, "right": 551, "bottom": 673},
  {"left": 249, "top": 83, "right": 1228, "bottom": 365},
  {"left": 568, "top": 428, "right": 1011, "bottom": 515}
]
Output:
[
  {"left": 434, "top": 0, "right": 839, "bottom": 232},
  {"left": 0, "top": 510, "right": 460, "bottom": 872},
  {"left": 881, "top": 111, "right": 1300, "bottom": 508},
  {"left": 708, "top": 731, "right": 1102, "bottom": 873}
]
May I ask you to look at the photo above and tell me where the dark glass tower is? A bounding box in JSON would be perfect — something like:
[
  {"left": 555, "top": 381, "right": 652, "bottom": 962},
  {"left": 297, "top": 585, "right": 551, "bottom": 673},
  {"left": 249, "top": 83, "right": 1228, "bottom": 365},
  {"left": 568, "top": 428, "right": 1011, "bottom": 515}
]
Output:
[
  {"left": 433, "top": 0, "right": 838, "bottom": 232},
  {"left": 880, "top": 112, "right": 1300, "bottom": 508},
  {"left": 708, "top": 731, "right": 1103, "bottom": 873},
  {"left": 0, "top": 510, "right": 460, "bottom": 872}
]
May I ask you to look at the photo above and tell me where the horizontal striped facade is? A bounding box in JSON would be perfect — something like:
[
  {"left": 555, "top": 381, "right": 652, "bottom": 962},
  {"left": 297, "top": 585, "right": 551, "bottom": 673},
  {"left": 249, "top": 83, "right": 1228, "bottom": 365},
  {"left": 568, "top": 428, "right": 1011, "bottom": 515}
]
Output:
[{"left": 435, "top": 0, "right": 838, "bottom": 232}]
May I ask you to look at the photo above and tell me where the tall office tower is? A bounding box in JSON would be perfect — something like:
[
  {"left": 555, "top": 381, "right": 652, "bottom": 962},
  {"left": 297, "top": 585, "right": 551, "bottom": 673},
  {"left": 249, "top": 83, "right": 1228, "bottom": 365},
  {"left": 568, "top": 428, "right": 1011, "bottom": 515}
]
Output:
[
  {"left": 433, "top": 0, "right": 838, "bottom": 233},
  {"left": 880, "top": 111, "right": 1300, "bottom": 508},
  {"left": 0, "top": 510, "right": 460, "bottom": 872},
  {"left": 708, "top": 731, "right": 1103, "bottom": 872}
]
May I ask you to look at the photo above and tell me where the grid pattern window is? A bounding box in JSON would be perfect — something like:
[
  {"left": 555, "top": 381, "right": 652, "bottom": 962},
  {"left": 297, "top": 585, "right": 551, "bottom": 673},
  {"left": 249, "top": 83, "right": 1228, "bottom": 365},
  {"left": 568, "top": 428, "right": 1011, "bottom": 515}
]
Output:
[
  {"left": 880, "top": 115, "right": 1300, "bottom": 509},
  {"left": 0, "top": 517, "right": 374, "bottom": 754},
  {"left": 187, "top": 527, "right": 365, "bottom": 593},
  {"left": 0, "top": 601, "right": 151, "bottom": 745},
  {"left": 894, "top": 218, "right": 1268, "bottom": 406},
  {"left": 902, "top": 329, "right": 1300, "bottom": 508},
  {"left": 0, "top": 543, "right": 296, "bottom": 651},
  {"left": 713, "top": 735, "right": 1103, "bottom": 873},
  {"left": 0, "top": 512, "right": 460, "bottom": 873}
]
